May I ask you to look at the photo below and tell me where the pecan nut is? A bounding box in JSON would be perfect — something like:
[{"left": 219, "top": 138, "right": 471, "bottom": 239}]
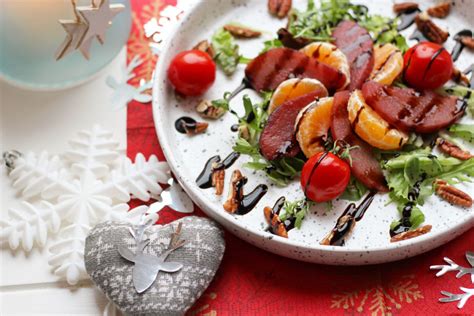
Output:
[
  {"left": 320, "top": 214, "right": 355, "bottom": 246},
  {"left": 211, "top": 163, "right": 225, "bottom": 196},
  {"left": 223, "top": 24, "right": 261, "bottom": 38},
  {"left": 427, "top": 1, "right": 451, "bottom": 18},
  {"left": 436, "top": 138, "right": 473, "bottom": 160},
  {"left": 451, "top": 67, "right": 471, "bottom": 86},
  {"left": 460, "top": 36, "right": 474, "bottom": 50},
  {"left": 264, "top": 206, "right": 288, "bottom": 238},
  {"left": 223, "top": 169, "right": 246, "bottom": 213},
  {"left": 390, "top": 225, "right": 432, "bottom": 242},
  {"left": 196, "top": 100, "right": 225, "bottom": 119},
  {"left": 192, "top": 40, "right": 215, "bottom": 58},
  {"left": 268, "top": 0, "right": 292, "bottom": 18},
  {"left": 393, "top": 2, "right": 419, "bottom": 14},
  {"left": 415, "top": 12, "right": 449, "bottom": 44},
  {"left": 182, "top": 121, "right": 208, "bottom": 135},
  {"left": 434, "top": 179, "right": 473, "bottom": 208}
]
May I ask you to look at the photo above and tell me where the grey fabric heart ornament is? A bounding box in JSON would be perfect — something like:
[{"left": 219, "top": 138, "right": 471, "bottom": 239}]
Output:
[{"left": 85, "top": 216, "right": 225, "bottom": 316}]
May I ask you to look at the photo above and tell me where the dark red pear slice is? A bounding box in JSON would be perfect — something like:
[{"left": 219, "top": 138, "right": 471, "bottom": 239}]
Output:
[
  {"left": 259, "top": 91, "right": 326, "bottom": 161},
  {"left": 362, "top": 81, "right": 462, "bottom": 133},
  {"left": 330, "top": 90, "right": 389, "bottom": 192},
  {"left": 332, "top": 21, "right": 374, "bottom": 91},
  {"left": 245, "top": 47, "right": 346, "bottom": 93}
]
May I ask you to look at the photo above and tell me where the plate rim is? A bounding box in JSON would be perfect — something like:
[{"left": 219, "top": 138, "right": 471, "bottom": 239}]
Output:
[{"left": 152, "top": 0, "right": 474, "bottom": 262}]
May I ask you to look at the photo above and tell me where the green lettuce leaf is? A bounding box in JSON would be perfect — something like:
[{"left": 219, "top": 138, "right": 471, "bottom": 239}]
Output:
[
  {"left": 449, "top": 124, "right": 474, "bottom": 143},
  {"left": 211, "top": 28, "right": 240, "bottom": 76}
]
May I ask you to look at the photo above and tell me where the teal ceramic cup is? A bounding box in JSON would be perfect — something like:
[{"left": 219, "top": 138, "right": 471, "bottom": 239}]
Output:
[{"left": 0, "top": 0, "right": 131, "bottom": 90}]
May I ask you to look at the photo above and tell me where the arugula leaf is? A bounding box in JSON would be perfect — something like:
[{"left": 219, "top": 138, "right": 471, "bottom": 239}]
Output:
[
  {"left": 341, "top": 177, "right": 368, "bottom": 201},
  {"left": 288, "top": 0, "right": 363, "bottom": 41},
  {"left": 384, "top": 148, "right": 474, "bottom": 229},
  {"left": 287, "top": 0, "right": 408, "bottom": 51},
  {"left": 239, "top": 56, "right": 252, "bottom": 64},
  {"left": 232, "top": 93, "right": 305, "bottom": 186},
  {"left": 260, "top": 38, "right": 283, "bottom": 53},
  {"left": 279, "top": 198, "right": 312, "bottom": 229},
  {"left": 211, "top": 91, "right": 231, "bottom": 112},
  {"left": 384, "top": 149, "right": 474, "bottom": 230},
  {"left": 359, "top": 15, "right": 408, "bottom": 52},
  {"left": 211, "top": 28, "right": 240, "bottom": 76},
  {"left": 441, "top": 85, "right": 474, "bottom": 116},
  {"left": 449, "top": 124, "right": 474, "bottom": 143}
]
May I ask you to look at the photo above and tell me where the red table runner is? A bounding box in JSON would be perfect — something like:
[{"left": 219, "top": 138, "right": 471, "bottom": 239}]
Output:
[{"left": 126, "top": 1, "right": 474, "bottom": 314}]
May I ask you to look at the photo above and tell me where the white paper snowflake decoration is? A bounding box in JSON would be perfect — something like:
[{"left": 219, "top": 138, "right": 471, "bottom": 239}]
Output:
[
  {"left": 106, "top": 55, "right": 153, "bottom": 109},
  {"left": 144, "top": 1, "right": 185, "bottom": 55},
  {"left": 1, "top": 125, "right": 170, "bottom": 285}
]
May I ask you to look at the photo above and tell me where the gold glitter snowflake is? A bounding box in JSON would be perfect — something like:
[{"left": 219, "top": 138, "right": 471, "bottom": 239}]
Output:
[{"left": 331, "top": 275, "right": 423, "bottom": 315}]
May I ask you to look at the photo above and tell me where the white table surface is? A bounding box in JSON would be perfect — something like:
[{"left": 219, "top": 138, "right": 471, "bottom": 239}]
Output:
[{"left": 0, "top": 49, "right": 127, "bottom": 315}]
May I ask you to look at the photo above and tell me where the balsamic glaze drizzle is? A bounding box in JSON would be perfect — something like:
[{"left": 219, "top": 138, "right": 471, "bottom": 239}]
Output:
[
  {"left": 409, "top": 29, "right": 429, "bottom": 43},
  {"left": 326, "top": 191, "right": 377, "bottom": 246},
  {"left": 464, "top": 64, "right": 474, "bottom": 89},
  {"left": 175, "top": 117, "right": 198, "bottom": 134},
  {"left": 195, "top": 152, "right": 240, "bottom": 189},
  {"left": 237, "top": 184, "right": 268, "bottom": 215},
  {"left": 389, "top": 174, "right": 426, "bottom": 237},
  {"left": 228, "top": 78, "right": 251, "bottom": 102},
  {"left": 397, "top": 8, "right": 421, "bottom": 31},
  {"left": 451, "top": 30, "right": 473, "bottom": 62},
  {"left": 303, "top": 152, "right": 329, "bottom": 195},
  {"left": 196, "top": 155, "right": 220, "bottom": 189}
]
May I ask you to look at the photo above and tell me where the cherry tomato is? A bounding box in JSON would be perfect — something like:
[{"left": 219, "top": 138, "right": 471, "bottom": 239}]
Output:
[
  {"left": 167, "top": 50, "right": 216, "bottom": 96},
  {"left": 403, "top": 42, "right": 453, "bottom": 90},
  {"left": 300, "top": 152, "right": 350, "bottom": 202}
]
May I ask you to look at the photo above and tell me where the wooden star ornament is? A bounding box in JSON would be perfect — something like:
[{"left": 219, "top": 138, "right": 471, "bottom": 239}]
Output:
[
  {"left": 76, "top": 0, "right": 125, "bottom": 59},
  {"left": 55, "top": 19, "right": 89, "bottom": 60}
]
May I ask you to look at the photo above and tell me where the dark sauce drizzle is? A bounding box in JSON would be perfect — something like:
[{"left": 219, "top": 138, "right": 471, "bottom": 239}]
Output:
[
  {"left": 196, "top": 155, "right": 220, "bottom": 188},
  {"left": 175, "top": 116, "right": 198, "bottom": 134},
  {"left": 303, "top": 152, "right": 329, "bottom": 195},
  {"left": 422, "top": 47, "right": 445, "bottom": 80},
  {"left": 228, "top": 78, "right": 251, "bottom": 102},
  {"left": 389, "top": 174, "right": 426, "bottom": 237},
  {"left": 409, "top": 29, "right": 429, "bottom": 43},
  {"left": 327, "top": 191, "right": 376, "bottom": 246},
  {"left": 397, "top": 8, "right": 421, "bottom": 31},
  {"left": 195, "top": 152, "right": 241, "bottom": 189},
  {"left": 451, "top": 30, "right": 473, "bottom": 62},
  {"left": 238, "top": 184, "right": 268, "bottom": 215},
  {"left": 464, "top": 64, "right": 474, "bottom": 89}
]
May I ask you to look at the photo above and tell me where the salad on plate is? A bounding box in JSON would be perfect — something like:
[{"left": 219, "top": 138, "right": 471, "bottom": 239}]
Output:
[{"left": 166, "top": 0, "right": 473, "bottom": 246}]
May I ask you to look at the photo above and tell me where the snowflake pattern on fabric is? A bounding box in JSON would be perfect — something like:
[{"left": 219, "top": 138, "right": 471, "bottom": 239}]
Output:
[
  {"left": 331, "top": 275, "right": 423, "bottom": 315},
  {"left": 1, "top": 125, "right": 170, "bottom": 285}
]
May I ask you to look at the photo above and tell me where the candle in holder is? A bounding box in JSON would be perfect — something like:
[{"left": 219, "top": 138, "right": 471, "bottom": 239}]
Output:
[{"left": 0, "top": 0, "right": 131, "bottom": 90}]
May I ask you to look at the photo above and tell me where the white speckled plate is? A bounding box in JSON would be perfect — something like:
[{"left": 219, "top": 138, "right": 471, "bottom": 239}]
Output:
[{"left": 153, "top": 0, "right": 474, "bottom": 264}]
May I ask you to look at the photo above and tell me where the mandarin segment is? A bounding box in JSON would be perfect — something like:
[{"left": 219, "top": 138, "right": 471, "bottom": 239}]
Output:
[
  {"left": 295, "top": 97, "right": 334, "bottom": 158},
  {"left": 301, "top": 42, "right": 350, "bottom": 90},
  {"left": 268, "top": 78, "right": 328, "bottom": 113},
  {"left": 347, "top": 90, "right": 408, "bottom": 150},
  {"left": 370, "top": 44, "right": 404, "bottom": 85}
]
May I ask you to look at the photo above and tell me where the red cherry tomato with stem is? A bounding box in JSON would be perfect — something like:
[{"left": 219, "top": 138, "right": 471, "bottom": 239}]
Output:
[
  {"left": 300, "top": 152, "right": 351, "bottom": 203},
  {"left": 167, "top": 50, "right": 216, "bottom": 96},
  {"left": 403, "top": 42, "right": 453, "bottom": 90}
]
